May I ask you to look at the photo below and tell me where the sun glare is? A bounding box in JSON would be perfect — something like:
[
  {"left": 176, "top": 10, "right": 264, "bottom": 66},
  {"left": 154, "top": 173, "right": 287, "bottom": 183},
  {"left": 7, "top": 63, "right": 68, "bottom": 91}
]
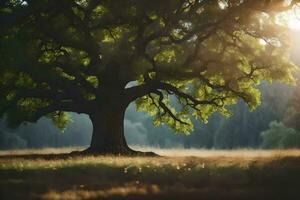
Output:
[
  {"left": 281, "top": 6, "right": 300, "bottom": 30},
  {"left": 287, "top": 17, "right": 300, "bottom": 29}
]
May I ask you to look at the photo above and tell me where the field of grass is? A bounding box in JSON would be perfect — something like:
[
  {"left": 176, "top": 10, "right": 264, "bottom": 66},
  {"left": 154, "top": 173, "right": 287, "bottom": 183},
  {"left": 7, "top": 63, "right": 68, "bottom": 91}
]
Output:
[{"left": 1, "top": 147, "right": 300, "bottom": 200}]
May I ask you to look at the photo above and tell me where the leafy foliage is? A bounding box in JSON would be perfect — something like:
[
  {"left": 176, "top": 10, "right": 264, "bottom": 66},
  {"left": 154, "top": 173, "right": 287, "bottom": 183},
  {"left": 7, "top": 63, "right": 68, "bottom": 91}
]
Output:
[{"left": 0, "top": 0, "right": 298, "bottom": 134}]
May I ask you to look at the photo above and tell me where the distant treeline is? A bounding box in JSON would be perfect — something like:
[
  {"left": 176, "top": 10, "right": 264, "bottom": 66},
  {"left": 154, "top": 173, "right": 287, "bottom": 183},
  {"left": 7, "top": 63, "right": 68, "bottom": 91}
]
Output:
[{"left": 0, "top": 114, "right": 92, "bottom": 149}]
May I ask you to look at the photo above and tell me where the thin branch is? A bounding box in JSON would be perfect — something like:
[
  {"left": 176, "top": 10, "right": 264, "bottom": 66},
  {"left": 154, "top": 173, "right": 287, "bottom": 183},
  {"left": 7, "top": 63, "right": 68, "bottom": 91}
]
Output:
[{"left": 153, "top": 90, "right": 190, "bottom": 125}]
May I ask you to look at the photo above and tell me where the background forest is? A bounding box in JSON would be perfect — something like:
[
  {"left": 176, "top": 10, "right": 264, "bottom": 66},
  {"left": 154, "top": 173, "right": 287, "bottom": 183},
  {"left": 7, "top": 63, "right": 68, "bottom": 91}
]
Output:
[{"left": 1, "top": 30, "right": 300, "bottom": 150}]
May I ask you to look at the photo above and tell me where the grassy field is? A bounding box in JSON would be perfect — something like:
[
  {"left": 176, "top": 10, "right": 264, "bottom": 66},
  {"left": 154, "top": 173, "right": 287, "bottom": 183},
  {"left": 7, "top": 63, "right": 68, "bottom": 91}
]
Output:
[{"left": 1, "top": 148, "right": 300, "bottom": 200}]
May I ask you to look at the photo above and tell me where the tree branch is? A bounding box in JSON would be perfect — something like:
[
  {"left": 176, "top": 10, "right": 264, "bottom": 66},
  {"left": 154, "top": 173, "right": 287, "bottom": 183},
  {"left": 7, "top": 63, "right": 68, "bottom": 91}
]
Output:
[{"left": 28, "top": 101, "right": 86, "bottom": 123}]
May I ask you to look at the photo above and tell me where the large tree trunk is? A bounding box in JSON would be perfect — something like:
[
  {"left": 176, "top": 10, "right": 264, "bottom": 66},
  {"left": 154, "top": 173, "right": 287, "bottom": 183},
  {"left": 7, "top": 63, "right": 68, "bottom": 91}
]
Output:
[
  {"left": 86, "top": 102, "right": 132, "bottom": 154},
  {"left": 76, "top": 81, "right": 157, "bottom": 156},
  {"left": 82, "top": 100, "right": 156, "bottom": 156}
]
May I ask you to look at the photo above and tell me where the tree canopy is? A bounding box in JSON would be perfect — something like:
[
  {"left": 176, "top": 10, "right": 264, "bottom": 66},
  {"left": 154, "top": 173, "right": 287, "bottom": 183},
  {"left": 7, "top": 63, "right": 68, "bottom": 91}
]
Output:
[{"left": 0, "top": 0, "right": 298, "bottom": 135}]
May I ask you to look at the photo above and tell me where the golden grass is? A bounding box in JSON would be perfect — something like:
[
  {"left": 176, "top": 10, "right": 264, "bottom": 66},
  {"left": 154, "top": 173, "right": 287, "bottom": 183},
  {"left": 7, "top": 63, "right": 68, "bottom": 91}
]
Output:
[
  {"left": 0, "top": 147, "right": 299, "bottom": 169},
  {"left": 3, "top": 146, "right": 300, "bottom": 157},
  {"left": 1, "top": 148, "right": 300, "bottom": 200},
  {"left": 134, "top": 146, "right": 300, "bottom": 157},
  {"left": 42, "top": 184, "right": 160, "bottom": 200}
]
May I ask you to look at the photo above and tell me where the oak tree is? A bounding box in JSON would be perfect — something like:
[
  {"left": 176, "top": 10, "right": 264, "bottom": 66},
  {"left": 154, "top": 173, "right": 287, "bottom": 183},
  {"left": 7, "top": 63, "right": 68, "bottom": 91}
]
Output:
[{"left": 0, "top": 0, "right": 298, "bottom": 154}]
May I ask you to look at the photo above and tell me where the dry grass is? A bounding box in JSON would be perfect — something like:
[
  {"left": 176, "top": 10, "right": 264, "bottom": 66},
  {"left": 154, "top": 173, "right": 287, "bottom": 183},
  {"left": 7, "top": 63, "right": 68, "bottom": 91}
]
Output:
[
  {"left": 1, "top": 147, "right": 300, "bottom": 200},
  {"left": 3, "top": 146, "right": 300, "bottom": 158},
  {"left": 135, "top": 146, "right": 300, "bottom": 157}
]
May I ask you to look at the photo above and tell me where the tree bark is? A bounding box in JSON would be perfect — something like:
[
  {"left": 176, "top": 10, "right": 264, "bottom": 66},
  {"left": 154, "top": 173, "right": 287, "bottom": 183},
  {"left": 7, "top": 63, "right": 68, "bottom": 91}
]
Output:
[
  {"left": 85, "top": 102, "right": 132, "bottom": 154},
  {"left": 80, "top": 102, "right": 157, "bottom": 156}
]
